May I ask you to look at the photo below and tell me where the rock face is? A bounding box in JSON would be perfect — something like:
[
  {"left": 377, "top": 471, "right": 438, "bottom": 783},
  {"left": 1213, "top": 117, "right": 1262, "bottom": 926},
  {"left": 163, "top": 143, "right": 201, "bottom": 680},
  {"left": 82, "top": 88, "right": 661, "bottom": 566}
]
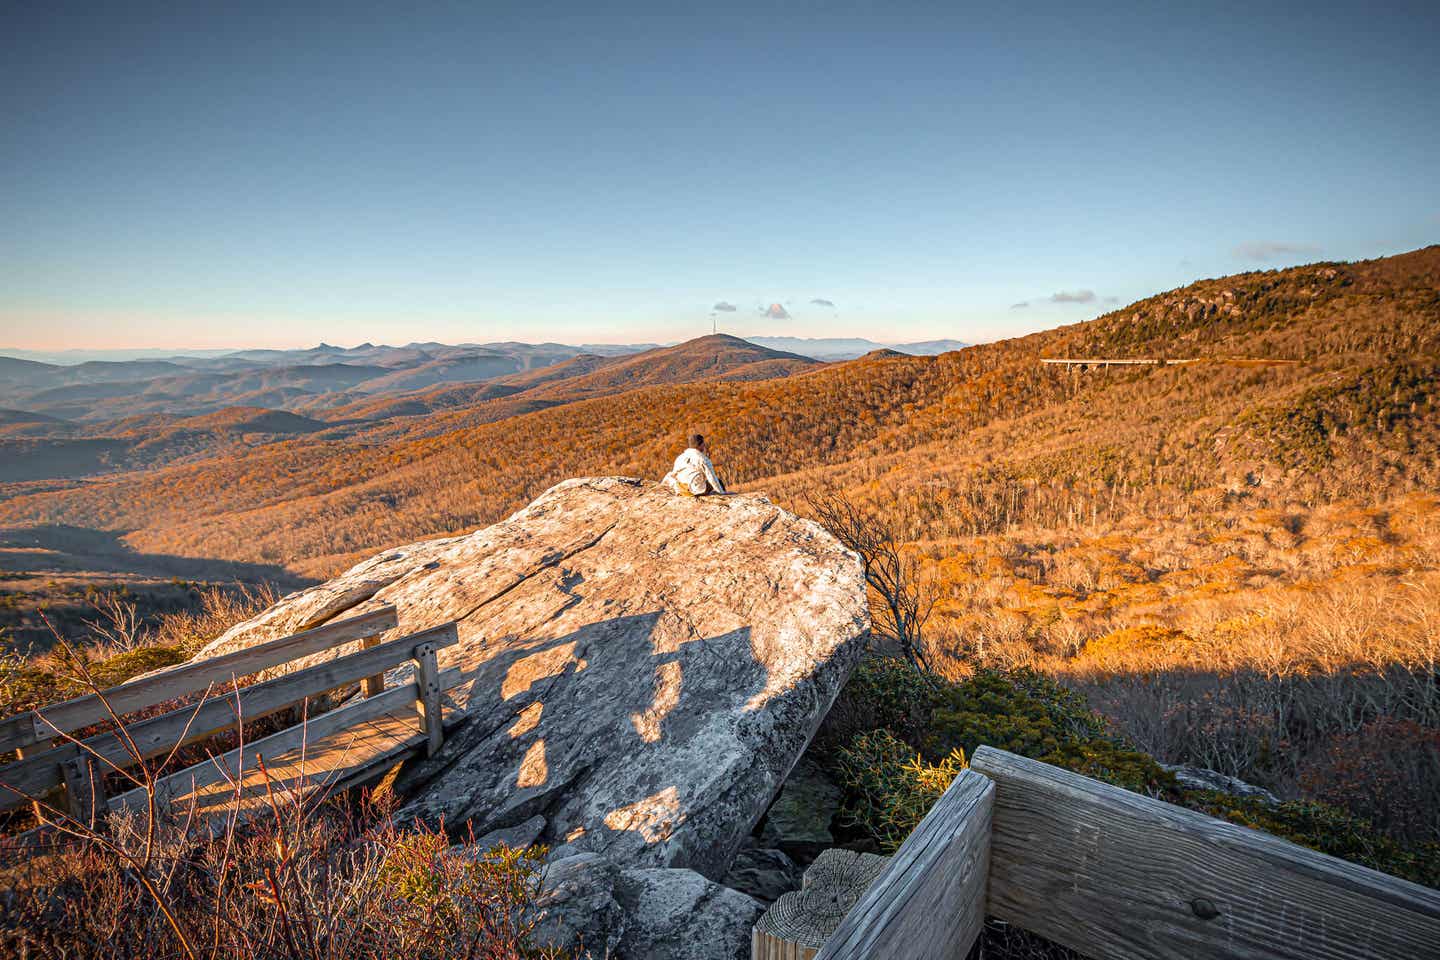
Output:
[
  {"left": 722, "top": 841, "right": 802, "bottom": 905},
  {"left": 202, "top": 477, "right": 869, "bottom": 880},
  {"left": 531, "top": 854, "right": 763, "bottom": 960}
]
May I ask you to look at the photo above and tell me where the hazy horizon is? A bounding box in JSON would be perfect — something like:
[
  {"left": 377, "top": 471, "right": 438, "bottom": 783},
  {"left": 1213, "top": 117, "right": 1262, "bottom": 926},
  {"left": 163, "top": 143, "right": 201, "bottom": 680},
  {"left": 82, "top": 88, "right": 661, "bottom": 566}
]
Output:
[{"left": 0, "top": 330, "right": 973, "bottom": 365}]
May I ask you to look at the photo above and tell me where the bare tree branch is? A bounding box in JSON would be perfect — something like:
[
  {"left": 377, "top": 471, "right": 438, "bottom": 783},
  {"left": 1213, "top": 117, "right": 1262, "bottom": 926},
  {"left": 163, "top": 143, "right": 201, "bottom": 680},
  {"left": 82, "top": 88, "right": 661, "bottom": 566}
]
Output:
[{"left": 806, "top": 489, "right": 936, "bottom": 674}]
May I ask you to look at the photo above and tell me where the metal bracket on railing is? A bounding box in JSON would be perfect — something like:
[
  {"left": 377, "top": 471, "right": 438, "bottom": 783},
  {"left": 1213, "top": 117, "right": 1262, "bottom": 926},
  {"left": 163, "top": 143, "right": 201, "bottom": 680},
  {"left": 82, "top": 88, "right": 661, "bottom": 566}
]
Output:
[{"left": 30, "top": 713, "right": 55, "bottom": 742}]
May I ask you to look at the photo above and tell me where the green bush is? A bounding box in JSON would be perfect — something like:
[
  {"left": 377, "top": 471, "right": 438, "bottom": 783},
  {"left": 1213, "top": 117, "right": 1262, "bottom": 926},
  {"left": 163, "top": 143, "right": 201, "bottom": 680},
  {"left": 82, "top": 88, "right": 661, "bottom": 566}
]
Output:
[
  {"left": 823, "top": 657, "right": 1439, "bottom": 889},
  {"left": 1035, "top": 739, "right": 1174, "bottom": 795},
  {"left": 1184, "top": 790, "right": 1440, "bottom": 888},
  {"left": 83, "top": 644, "right": 187, "bottom": 690},
  {"left": 833, "top": 729, "right": 965, "bottom": 853},
  {"left": 925, "top": 667, "right": 1112, "bottom": 763},
  {"left": 817, "top": 656, "right": 943, "bottom": 757}
]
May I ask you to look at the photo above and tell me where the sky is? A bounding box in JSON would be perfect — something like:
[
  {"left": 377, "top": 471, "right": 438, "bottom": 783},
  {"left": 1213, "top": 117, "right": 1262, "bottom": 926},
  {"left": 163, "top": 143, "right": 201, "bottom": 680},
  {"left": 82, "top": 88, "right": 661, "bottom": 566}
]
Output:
[{"left": 2, "top": 0, "right": 1437, "bottom": 351}]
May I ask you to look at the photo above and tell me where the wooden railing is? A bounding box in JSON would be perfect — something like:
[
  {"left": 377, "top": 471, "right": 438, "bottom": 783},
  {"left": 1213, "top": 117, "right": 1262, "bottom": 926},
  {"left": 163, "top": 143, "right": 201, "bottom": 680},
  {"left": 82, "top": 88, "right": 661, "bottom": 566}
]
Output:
[
  {"left": 778, "top": 745, "right": 1440, "bottom": 960},
  {"left": 0, "top": 606, "right": 462, "bottom": 830}
]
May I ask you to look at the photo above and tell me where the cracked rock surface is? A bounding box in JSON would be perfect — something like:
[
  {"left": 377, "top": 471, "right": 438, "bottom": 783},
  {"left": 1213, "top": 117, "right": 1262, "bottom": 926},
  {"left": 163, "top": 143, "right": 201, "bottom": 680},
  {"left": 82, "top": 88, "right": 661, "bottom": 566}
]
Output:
[
  {"left": 530, "top": 854, "right": 762, "bottom": 960},
  {"left": 199, "top": 476, "right": 869, "bottom": 879}
]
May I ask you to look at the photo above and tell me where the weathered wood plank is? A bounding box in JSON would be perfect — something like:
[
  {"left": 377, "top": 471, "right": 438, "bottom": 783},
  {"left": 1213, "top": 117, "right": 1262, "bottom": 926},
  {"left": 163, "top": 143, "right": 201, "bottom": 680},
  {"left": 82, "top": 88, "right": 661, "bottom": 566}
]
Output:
[
  {"left": 59, "top": 754, "right": 107, "bottom": 828},
  {"left": 0, "top": 606, "right": 398, "bottom": 753},
  {"left": 412, "top": 635, "right": 445, "bottom": 758},
  {"left": 0, "top": 623, "right": 458, "bottom": 812},
  {"left": 810, "top": 768, "right": 992, "bottom": 960},
  {"left": 969, "top": 745, "right": 1440, "bottom": 960},
  {"left": 360, "top": 633, "right": 386, "bottom": 698},
  {"left": 108, "top": 665, "right": 462, "bottom": 822}
]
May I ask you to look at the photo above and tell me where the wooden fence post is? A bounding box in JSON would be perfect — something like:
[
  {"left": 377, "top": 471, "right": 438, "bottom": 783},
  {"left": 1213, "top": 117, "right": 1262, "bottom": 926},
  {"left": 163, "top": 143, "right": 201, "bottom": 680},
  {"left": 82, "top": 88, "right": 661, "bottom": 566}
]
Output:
[
  {"left": 760, "top": 767, "right": 991, "bottom": 960},
  {"left": 412, "top": 641, "right": 443, "bottom": 757},
  {"left": 59, "top": 754, "right": 108, "bottom": 830},
  {"left": 360, "top": 633, "right": 386, "bottom": 697}
]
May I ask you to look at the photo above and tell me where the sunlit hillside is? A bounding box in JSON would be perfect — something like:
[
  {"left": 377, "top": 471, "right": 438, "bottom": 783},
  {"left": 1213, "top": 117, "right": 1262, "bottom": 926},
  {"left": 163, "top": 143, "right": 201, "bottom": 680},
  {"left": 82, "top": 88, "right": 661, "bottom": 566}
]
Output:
[{"left": 2, "top": 247, "right": 1434, "bottom": 578}]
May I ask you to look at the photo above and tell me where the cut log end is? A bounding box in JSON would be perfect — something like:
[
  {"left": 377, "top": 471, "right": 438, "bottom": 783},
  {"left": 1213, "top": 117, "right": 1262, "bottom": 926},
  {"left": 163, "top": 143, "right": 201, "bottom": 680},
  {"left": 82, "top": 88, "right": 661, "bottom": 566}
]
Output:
[{"left": 752, "top": 848, "right": 889, "bottom": 959}]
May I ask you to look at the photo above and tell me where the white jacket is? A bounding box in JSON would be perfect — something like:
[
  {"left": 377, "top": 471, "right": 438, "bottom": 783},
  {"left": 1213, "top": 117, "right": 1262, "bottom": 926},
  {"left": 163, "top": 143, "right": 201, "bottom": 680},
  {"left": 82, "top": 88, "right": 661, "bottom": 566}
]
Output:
[{"left": 662, "top": 447, "right": 726, "bottom": 495}]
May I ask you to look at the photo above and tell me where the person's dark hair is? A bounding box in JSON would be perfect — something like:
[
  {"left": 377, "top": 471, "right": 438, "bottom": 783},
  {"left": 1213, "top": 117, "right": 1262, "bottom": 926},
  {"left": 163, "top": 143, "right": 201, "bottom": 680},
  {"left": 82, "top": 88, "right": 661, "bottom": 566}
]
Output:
[{"left": 688, "top": 432, "right": 705, "bottom": 449}]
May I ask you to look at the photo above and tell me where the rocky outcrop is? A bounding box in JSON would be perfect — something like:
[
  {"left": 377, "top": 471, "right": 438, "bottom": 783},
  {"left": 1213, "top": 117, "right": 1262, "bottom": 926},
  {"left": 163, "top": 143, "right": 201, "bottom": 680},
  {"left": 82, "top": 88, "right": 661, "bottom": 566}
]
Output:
[
  {"left": 202, "top": 477, "right": 869, "bottom": 882},
  {"left": 722, "top": 842, "right": 802, "bottom": 905},
  {"left": 531, "top": 854, "right": 763, "bottom": 960}
]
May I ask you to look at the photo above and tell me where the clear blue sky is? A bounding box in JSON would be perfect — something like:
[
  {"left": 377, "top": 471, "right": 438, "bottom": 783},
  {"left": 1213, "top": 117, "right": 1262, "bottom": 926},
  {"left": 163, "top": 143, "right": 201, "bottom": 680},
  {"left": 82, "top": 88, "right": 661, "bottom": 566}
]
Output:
[{"left": 2, "top": 1, "right": 1436, "bottom": 350}]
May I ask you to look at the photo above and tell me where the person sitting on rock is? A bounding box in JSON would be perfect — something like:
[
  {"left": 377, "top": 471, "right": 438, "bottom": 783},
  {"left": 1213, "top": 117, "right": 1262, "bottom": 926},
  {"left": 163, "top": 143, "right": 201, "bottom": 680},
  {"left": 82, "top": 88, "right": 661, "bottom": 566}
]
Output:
[{"left": 662, "top": 432, "right": 728, "bottom": 496}]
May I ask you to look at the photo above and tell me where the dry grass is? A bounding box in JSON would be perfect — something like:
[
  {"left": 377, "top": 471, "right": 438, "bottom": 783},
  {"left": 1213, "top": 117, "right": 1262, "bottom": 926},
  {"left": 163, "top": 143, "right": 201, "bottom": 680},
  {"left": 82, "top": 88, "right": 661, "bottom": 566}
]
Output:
[
  {"left": 1, "top": 585, "right": 278, "bottom": 720},
  {"left": 912, "top": 492, "right": 1440, "bottom": 844},
  {"left": 0, "top": 615, "right": 568, "bottom": 959}
]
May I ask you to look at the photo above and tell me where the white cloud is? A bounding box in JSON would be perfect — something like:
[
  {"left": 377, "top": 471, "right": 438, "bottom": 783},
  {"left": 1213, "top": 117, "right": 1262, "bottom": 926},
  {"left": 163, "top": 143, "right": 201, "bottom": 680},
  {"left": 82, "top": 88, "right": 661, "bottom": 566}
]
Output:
[{"left": 1232, "top": 241, "right": 1321, "bottom": 261}]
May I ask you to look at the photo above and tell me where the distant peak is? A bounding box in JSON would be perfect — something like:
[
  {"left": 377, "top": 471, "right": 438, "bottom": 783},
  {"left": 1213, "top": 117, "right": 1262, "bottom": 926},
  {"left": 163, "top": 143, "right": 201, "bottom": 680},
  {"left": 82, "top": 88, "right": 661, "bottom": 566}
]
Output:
[{"left": 690, "top": 333, "right": 751, "bottom": 345}]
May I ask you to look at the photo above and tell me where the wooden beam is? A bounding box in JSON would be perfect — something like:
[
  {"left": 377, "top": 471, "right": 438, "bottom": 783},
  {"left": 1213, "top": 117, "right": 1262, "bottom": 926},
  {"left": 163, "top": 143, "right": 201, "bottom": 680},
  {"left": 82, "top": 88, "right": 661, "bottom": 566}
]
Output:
[
  {"left": 0, "top": 622, "right": 458, "bottom": 813},
  {"left": 412, "top": 635, "right": 445, "bottom": 758},
  {"left": 969, "top": 746, "right": 1440, "bottom": 960},
  {"left": 809, "top": 768, "right": 992, "bottom": 960},
  {"left": 0, "top": 606, "right": 398, "bottom": 754},
  {"left": 108, "top": 666, "right": 462, "bottom": 820},
  {"left": 59, "top": 754, "right": 108, "bottom": 829},
  {"left": 360, "top": 632, "right": 386, "bottom": 698}
]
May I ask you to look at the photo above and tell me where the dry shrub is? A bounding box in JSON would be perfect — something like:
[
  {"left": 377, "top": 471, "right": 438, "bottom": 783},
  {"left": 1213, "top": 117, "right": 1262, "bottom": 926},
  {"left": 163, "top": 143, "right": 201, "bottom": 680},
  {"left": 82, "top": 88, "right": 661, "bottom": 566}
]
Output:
[
  {"left": 2, "top": 584, "right": 277, "bottom": 720},
  {"left": 1298, "top": 718, "right": 1440, "bottom": 844},
  {"left": 154, "top": 583, "right": 279, "bottom": 657},
  {"left": 2, "top": 603, "right": 570, "bottom": 959},
  {"left": 914, "top": 493, "right": 1440, "bottom": 848},
  {"left": 1, "top": 656, "right": 567, "bottom": 959},
  {"left": 1, "top": 793, "right": 566, "bottom": 959}
]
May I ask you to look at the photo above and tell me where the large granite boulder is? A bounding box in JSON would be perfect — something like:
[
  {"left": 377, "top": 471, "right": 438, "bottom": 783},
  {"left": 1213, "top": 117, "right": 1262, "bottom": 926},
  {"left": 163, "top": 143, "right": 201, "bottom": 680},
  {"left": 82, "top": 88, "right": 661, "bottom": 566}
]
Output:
[{"left": 200, "top": 477, "right": 869, "bottom": 879}]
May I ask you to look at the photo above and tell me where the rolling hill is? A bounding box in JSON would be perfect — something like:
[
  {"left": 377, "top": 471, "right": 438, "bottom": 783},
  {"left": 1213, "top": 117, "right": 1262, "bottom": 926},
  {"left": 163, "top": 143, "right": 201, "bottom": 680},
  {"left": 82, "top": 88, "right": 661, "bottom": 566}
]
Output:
[
  {"left": 0, "top": 341, "right": 656, "bottom": 423},
  {"left": 1, "top": 246, "right": 1433, "bottom": 579},
  {"left": 0, "top": 334, "right": 822, "bottom": 482}
]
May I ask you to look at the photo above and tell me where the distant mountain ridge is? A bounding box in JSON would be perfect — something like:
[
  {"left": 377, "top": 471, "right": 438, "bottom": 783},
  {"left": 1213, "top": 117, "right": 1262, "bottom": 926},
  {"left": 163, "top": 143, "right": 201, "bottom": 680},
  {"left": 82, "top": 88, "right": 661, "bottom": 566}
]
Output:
[
  {"left": 0, "top": 332, "right": 950, "bottom": 425},
  {"left": 0, "top": 333, "right": 819, "bottom": 480}
]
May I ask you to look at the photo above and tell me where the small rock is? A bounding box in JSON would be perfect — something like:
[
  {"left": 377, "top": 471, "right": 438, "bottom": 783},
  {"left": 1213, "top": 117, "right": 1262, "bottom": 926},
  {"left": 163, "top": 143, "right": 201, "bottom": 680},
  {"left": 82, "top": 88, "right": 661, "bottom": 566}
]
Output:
[
  {"left": 530, "top": 853, "right": 624, "bottom": 959},
  {"left": 461, "top": 814, "right": 547, "bottom": 855},
  {"left": 614, "top": 867, "right": 764, "bottom": 960},
  {"left": 532, "top": 854, "right": 764, "bottom": 960},
  {"left": 1162, "top": 763, "right": 1279, "bottom": 804}
]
